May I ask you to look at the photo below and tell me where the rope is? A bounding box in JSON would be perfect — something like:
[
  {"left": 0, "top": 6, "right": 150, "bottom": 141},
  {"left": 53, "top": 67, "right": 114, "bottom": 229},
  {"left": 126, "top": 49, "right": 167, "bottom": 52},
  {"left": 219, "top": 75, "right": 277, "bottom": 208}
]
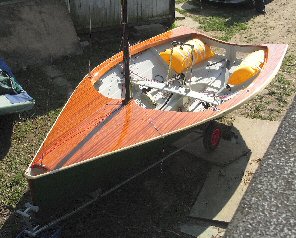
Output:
[
  {"left": 166, "top": 47, "right": 174, "bottom": 84},
  {"left": 88, "top": 1, "right": 92, "bottom": 75},
  {"left": 66, "top": 0, "right": 71, "bottom": 12},
  {"left": 183, "top": 44, "right": 195, "bottom": 89}
]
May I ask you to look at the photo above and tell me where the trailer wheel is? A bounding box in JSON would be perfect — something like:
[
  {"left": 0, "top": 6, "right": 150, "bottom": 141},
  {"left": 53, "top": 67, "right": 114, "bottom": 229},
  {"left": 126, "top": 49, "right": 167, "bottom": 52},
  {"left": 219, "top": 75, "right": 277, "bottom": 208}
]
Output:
[{"left": 203, "top": 121, "right": 222, "bottom": 152}]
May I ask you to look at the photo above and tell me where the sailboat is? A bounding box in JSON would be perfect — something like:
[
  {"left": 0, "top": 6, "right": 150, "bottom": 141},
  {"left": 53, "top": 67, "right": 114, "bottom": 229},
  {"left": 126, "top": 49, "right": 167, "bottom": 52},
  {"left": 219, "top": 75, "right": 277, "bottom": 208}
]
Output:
[{"left": 24, "top": 3, "right": 287, "bottom": 213}]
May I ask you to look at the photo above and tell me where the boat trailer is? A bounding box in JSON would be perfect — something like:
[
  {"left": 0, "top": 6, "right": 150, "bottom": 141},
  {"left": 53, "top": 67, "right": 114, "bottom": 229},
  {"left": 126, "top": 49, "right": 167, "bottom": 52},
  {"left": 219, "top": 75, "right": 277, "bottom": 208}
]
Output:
[{"left": 16, "top": 122, "right": 222, "bottom": 238}]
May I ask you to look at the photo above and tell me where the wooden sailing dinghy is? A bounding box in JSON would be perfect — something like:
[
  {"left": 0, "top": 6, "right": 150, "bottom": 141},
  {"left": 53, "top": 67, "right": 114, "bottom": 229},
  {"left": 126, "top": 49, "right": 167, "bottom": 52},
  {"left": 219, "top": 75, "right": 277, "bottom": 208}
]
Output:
[{"left": 25, "top": 26, "right": 287, "bottom": 212}]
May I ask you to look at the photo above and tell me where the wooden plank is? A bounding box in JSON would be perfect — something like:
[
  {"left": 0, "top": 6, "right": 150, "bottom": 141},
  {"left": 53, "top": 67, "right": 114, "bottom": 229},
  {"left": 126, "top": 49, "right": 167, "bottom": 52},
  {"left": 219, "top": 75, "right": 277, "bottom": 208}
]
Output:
[{"left": 65, "top": 0, "right": 174, "bottom": 30}]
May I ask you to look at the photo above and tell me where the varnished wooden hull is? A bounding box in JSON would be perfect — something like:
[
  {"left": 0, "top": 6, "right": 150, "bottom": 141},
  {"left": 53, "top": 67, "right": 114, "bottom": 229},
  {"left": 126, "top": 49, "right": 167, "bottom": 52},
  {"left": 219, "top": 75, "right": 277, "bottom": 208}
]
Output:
[
  {"left": 25, "top": 27, "right": 287, "bottom": 212},
  {"left": 28, "top": 128, "right": 191, "bottom": 213}
]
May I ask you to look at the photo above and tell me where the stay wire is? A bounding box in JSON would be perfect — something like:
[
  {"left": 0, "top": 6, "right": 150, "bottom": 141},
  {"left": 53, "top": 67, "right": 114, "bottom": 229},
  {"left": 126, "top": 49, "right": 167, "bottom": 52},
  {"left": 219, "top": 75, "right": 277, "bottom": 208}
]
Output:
[{"left": 88, "top": 1, "right": 92, "bottom": 75}]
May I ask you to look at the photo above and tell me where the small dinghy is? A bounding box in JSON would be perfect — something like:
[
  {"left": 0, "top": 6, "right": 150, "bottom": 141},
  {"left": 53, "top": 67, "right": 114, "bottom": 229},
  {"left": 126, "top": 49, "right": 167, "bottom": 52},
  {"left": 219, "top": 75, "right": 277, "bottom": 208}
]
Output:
[
  {"left": 25, "top": 26, "right": 287, "bottom": 213},
  {"left": 0, "top": 58, "right": 34, "bottom": 115}
]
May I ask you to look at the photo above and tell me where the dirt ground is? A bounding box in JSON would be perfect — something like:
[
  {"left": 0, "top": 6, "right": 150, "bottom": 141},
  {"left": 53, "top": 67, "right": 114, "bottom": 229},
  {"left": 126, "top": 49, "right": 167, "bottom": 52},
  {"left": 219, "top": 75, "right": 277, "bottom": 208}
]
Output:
[
  {"left": 231, "top": 0, "right": 296, "bottom": 54},
  {"left": 1, "top": 0, "right": 296, "bottom": 237},
  {"left": 177, "top": 0, "right": 296, "bottom": 53}
]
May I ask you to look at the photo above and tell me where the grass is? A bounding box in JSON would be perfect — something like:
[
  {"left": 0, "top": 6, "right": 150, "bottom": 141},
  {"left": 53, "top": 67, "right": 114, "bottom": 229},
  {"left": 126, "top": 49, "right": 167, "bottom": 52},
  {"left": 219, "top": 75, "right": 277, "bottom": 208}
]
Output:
[
  {"left": 175, "top": 0, "right": 189, "bottom": 3},
  {"left": 0, "top": 111, "right": 63, "bottom": 208},
  {"left": 197, "top": 15, "right": 248, "bottom": 41},
  {"left": 281, "top": 54, "right": 296, "bottom": 74},
  {"left": 169, "top": 22, "right": 177, "bottom": 30},
  {"left": 175, "top": 7, "right": 187, "bottom": 16},
  {"left": 175, "top": 2, "right": 249, "bottom": 41},
  {"left": 237, "top": 54, "right": 296, "bottom": 120}
]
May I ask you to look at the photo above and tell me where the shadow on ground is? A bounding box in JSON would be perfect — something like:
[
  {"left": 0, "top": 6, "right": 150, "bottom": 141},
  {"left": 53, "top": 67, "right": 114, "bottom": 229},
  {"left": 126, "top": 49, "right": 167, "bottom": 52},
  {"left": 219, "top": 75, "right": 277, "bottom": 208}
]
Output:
[
  {"left": 0, "top": 192, "right": 31, "bottom": 238},
  {"left": 11, "top": 26, "right": 162, "bottom": 118},
  {"left": 0, "top": 114, "right": 14, "bottom": 160},
  {"left": 12, "top": 30, "right": 123, "bottom": 121},
  {"left": 0, "top": 122, "right": 250, "bottom": 238}
]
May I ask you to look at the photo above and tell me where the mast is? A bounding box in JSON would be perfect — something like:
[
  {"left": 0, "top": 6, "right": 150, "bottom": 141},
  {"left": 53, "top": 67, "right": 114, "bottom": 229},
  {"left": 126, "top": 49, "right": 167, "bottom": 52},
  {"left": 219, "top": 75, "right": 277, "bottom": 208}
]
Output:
[{"left": 121, "top": 0, "right": 131, "bottom": 105}]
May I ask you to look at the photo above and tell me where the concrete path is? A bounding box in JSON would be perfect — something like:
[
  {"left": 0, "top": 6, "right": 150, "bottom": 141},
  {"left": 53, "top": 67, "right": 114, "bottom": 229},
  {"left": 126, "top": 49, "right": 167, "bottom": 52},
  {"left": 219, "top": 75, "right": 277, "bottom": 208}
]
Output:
[
  {"left": 225, "top": 98, "right": 296, "bottom": 237},
  {"left": 180, "top": 224, "right": 225, "bottom": 238},
  {"left": 43, "top": 65, "right": 73, "bottom": 98},
  {"left": 176, "top": 117, "right": 280, "bottom": 238}
]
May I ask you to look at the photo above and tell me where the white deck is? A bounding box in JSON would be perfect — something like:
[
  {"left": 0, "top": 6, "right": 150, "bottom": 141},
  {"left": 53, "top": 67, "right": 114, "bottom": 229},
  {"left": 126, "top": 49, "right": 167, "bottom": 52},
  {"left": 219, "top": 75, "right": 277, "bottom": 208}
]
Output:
[{"left": 95, "top": 39, "right": 255, "bottom": 112}]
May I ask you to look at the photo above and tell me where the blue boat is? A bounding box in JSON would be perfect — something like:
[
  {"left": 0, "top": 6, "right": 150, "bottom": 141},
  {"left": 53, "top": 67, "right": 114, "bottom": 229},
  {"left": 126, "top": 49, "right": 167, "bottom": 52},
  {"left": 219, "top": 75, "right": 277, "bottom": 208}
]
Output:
[{"left": 0, "top": 58, "right": 34, "bottom": 115}]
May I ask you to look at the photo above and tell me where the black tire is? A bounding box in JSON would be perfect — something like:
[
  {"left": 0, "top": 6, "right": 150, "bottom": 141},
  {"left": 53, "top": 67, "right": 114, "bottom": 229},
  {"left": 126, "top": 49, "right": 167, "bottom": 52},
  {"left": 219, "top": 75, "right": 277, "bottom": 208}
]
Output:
[{"left": 203, "top": 121, "right": 222, "bottom": 152}]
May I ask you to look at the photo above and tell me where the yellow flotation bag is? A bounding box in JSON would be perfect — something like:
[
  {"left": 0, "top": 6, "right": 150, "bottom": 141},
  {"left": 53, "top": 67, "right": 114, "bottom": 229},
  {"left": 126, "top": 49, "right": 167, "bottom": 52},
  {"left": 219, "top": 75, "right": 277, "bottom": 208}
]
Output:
[
  {"left": 228, "top": 50, "right": 265, "bottom": 86},
  {"left": 159, "top": 39, "right": 215, "bottom": 74}
]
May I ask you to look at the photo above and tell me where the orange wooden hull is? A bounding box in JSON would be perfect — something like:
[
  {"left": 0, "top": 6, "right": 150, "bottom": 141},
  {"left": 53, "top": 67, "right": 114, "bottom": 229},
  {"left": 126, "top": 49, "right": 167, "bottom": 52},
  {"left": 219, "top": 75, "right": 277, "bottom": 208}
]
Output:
[{"left": 24, "top": 27, "right": 287, "bottom": 211}]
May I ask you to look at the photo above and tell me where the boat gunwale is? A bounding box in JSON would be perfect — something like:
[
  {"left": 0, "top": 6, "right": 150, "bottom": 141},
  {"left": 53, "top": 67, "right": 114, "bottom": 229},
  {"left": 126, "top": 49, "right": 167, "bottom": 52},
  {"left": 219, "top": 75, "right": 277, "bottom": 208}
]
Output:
[{"left": 25, "top": 27, "right": 288, "bottom": 180}]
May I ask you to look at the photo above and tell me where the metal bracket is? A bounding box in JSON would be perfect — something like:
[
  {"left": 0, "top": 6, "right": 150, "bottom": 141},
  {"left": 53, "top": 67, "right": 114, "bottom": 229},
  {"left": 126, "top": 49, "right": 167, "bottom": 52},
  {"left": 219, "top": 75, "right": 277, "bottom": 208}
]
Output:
[{"left": 16, "top": 203, "right": 40, "bottom": 237}]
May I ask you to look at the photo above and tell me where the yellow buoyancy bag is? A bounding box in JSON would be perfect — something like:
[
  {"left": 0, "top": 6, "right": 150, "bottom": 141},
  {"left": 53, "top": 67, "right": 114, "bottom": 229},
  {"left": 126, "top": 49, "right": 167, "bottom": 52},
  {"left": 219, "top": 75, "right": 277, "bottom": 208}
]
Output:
[
  {"left": 228, "top": 50, "right": 265, "bottom": 86},
  {"left": 159, "top": 39, "right": 215, "bottom": 74}
]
